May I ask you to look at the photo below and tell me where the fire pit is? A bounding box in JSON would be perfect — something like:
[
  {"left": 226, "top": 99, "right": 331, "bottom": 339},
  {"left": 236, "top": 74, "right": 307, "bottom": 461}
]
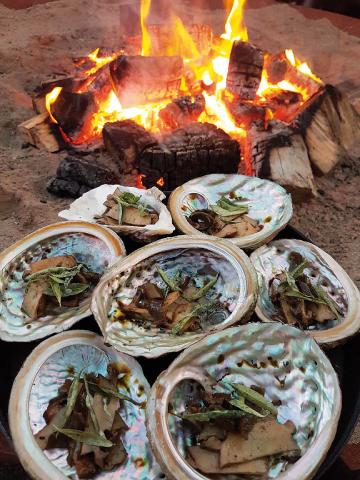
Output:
[{"left": 18, "top": 0, "right": 360, "bottom": 201}]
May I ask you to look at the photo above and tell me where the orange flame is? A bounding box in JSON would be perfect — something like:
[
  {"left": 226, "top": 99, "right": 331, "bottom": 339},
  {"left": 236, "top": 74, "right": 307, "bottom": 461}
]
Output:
[
  {"left": 156, "top": 177, "right": 165, "bottom": 187},
  {"left": 45, "top": 0, "right": 323, "bottom": 176}
]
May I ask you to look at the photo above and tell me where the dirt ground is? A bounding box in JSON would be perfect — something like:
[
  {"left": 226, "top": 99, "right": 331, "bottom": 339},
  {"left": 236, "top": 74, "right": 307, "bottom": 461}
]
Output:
[{"left": 0, "top": 0, "right": 359, "bottom": 290}]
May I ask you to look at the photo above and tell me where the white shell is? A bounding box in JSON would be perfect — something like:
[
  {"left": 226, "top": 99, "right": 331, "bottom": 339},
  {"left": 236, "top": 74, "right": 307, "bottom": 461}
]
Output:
[
  {"left": 9, "top": 330, "right": 162, "bottom": 480},
  {"left": 146, "top": 322, "right": 341, "bottom": 480},
  {"left": 91, "top": 235, "right": 258, "bottom": 358},
  {"left": 0, "top": 221, "right": 125, "bottom": 342},
  {"left": 59, "top": 185, "right": 175, "bottom": 241},
  {"left": 169, "top": 174, "right": 293, "bottom": 250},
  {"left": 250, "top": 239, "right": 360, "bottom": 347}
]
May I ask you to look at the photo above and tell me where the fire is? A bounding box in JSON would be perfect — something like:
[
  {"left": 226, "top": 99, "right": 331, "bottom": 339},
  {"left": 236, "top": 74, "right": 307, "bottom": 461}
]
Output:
[
  {"left": 156, "top": 177, "right": 165, "bottom": 187},
  {"left": 45, "top": 0, "right": 324, "bottom": 173}
]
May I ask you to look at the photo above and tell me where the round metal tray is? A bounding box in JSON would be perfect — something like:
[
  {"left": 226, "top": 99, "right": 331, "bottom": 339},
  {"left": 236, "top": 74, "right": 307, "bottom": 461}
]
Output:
[{"left": 1, "top": 225, "right": 359, "bottom": 479}]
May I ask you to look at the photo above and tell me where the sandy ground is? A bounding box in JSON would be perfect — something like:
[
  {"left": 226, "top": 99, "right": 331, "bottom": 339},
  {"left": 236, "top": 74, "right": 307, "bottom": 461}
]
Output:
[{"left": 0, "top": 0, "right": 359, "bottom": 286}]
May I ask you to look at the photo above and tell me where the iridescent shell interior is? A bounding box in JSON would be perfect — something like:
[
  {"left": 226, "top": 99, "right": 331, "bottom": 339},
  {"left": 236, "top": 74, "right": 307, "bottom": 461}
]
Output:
[
  {"left": 108, "top": 247, "right": 242, "bottom": 332},
  {"left": 29, "top": 341, "right": 162, "bottom": 479},
  {"left": 251, "top": 239, "right": 348, "bottom": 331},
  {"left": 0, "top": 232, "right": 113, "bottom": 340},
  {"left": 148, "top": 323, "right": 341, "bottom": 480}
]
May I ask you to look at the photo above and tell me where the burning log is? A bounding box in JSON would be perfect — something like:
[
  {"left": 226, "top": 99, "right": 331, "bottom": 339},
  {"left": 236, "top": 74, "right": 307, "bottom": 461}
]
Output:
[
  {"left": 47, "top": 156, "right": 120, "bottom": 198},
  {"left": 226, "top": 41, "right": 264, "bottom": 100},
  {"left": 139, "top": 122, "right": 240, "bottom": 190},
  {"left": 226, "top": 99, "right": 266, "bottom": 129},
  {"left": 159, "top": 95, "right": 205, "bottom": 129},
  {"left": 109, "top": 55, "right": 183, "bottom": 107},
  {"left": 294, "top": 85, "right": 360, "bottom": 174},
  {"left": 17, "top": 113, "right": 64, "bottom": 153},
  {"left": 266, "top": 91, "right": 303, "bottom": 124},
  {"left": 103, "top": 120, "right": 158, "bottom": 174},
  {"left": 246, "top": 121, "right": 316, "bottom": 202},
  {"left": 51, "top": 90, "right": 96, "bottom": 140}
]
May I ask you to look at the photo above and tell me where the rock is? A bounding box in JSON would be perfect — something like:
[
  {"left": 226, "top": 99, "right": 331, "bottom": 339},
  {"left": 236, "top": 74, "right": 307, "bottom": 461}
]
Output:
[{"left": 47, "top": 178, "right": 80, "bottom": 198}]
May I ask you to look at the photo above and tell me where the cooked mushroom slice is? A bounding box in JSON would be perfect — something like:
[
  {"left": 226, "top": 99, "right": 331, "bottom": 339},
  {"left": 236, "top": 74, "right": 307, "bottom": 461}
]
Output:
[
  {"left": 104, "top": 442, "right": 128, "bottom": 471},
  {"left": 220, "top": 419, "right": 297, "bottom": 466},
  {"left": 35, "top": 407, "right": 66, "bottom": 450},
  {"left": 92, "top": 394, "right": 119, "bottom": 432},
  {"left": 22, "top": 278, "right": 48, "bottom": 320},
  {"left": 188, "top": 210, "right": 216, "bottom": 232},
  {"left": 142, "top": 283, "right": 164, "bottom": 301},
  {"left": 122, "top": 206, "right": 157, "bottom": 226},
  {"left": 27, "top": 255, "right": 77, "bottom": 274},
  {"left": 73, "top": 453, "right": 97, "bottom": 479},
  {"left": 214, "top": 224, "right": 239, "bottom": 238},
  {"left": 188, "top": 446, "right": 268, "bottom": 475},
  {"left": 308, "top": 303, "right": 336, "bottom": 323}
]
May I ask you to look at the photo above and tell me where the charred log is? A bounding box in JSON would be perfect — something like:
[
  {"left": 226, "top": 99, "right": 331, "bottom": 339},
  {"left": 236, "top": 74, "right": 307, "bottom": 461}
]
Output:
[
  {"left": 225, "top": 98, "right": 266, "bottom": 129},
  {"left": 51, "top": 90, "right": 96, "bottom": 140},
  {"left": 103, "top": 120, "right": 158, "bottom": 174},
  {"left": 246, "top": 121, "right": 316, "bottom": 202},
  {"left": 159, "top": 95, "right": 205, "bottom": 129},
  {"left": 264, "top": 53, "right": 287, "bottom": 84},
  {"left": 139, "top": 122, "right": 240, "bottom": 190},
  {"left": 266, "top": 91, "right": 303, "bottom": 123},
  {"left": 293, "top": 85, "right": 360, "bottom": 174},
  {"left": 226, "top": 41, "right": 264, "bottom": 100},
  {"left": 47, "top": 156, "right": 120, "bottom": 198},
  {"left": 109, "top": 55, "right": 183, "bottom": 107}
]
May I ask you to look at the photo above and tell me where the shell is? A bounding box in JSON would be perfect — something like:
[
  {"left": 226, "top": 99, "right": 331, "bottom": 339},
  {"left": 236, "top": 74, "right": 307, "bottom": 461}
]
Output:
[
  {"left": 59, "top": 185, "right": 175, "bottom": 241},
  {"left": 9, "top": 330, "right": 163, "bottom": 480},
  {"left": 169, "top": 174, "right": 293, "bottom": 250},
  {"left": 91, "top": 235, "right": 258, "bottom": 358},
  {"left": 250, "top": 239, "right": 360, "bottom": 347},
  {"left": 0, "top": 221, "right": 125, "bottom": 342},
  {"left": 146, "top": 322, "right": 342, "bottom": 480}
]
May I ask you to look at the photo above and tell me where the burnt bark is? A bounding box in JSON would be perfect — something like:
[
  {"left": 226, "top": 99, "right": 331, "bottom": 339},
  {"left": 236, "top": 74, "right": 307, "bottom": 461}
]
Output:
[
  {"left": 103, "top": 120, "right": 158, "bottom": 174},
  {"left": 51, "top": 90, "right": 96, "bottom": 140},
  {"left": 226, "top": 41, "right": 264, "bottom": 100},
  {"left": 159, "top": 95, "right": 205, "bottom": 129},
  {"left": 109, "top": 55, "right": 183, "bottom": 107},
  {"left": 139, "top": 122, "right": 240, "bottom": 190}
]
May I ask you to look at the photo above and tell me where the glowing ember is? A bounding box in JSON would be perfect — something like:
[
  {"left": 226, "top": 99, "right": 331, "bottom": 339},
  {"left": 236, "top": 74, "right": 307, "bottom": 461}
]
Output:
[
  {"left": 156, "top": 177, "right": 165, "bottom": 187},
  {"left": 45, "top": 0, "right": 323, "bottom": 159}
]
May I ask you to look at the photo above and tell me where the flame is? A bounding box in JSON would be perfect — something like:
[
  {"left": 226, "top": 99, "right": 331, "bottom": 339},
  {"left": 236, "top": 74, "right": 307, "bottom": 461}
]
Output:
[
  {"left": 45, "top": 86, "right": 62, "bottom": 123},
  {"left": 136, "top": 174, "right": 146, "bottom": 189},
  {"left": 156, "top": 177, "right": 165, "bottom": 187},
  {"left": 285, "top": 49, "right": 322, "bottom": 84},
  {"left": 45, "top": 0, "right": 323, "bottom": 178}
]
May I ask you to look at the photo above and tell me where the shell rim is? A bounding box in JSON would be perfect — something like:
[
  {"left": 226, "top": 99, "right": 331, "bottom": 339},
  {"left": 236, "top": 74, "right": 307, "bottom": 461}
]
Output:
[
  {"left": 250, "top": 239, "right": 360, "bottom": 347},
  {"left": 168, "top": 174, "right": 293, "bottom": 250},
  {"left": 8, "top": 329, "right": 151, "bottom": 480},
  {"left": 0, "top": 221, "right": 126, "bottom": 342},
  {"left": 91, "top": 235, "right": 258, "bottom": 358}
]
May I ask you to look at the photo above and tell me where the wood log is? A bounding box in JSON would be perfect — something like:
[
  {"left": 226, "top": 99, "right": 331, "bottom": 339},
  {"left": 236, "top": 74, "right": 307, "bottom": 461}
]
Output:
[
  {"left": 265, "top": 91, "right": 303, "bottom": 123},
  {"left": 103, "top": 120, "right": 158, "bottom": 174},
  {"left": 225, "top": 98, "right": 266, "bottom": 129},
  {"left": 293, "top": 85, "right": 360, "bottom": 174},
  {"left": 246, "top": 121, "right": 316, "bottom": 202},
  {"left": 51, "top": 90, "right": 96, "bottom": 140},
  {"left": 17, "top": 113, "right": 64, "bottom": 152},
  {"left": 139, "top": 122, "right": 240, "bottom": 190},
  {"left": 226, "top": 41, "right": 264, "bottom": 100},
  {"left": 109, "top": 55, "right": 183, "bottom": 107},
  {"left": 159, "top": 95, "right": 205, "bottom": 129}
]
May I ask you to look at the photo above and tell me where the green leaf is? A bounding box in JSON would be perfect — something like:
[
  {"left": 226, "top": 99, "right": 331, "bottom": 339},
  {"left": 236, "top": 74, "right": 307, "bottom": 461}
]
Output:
[
  {"left": 62, "top": 283, "right": 89, "bottom": 297},
  {"left": 63, "top": 371, "right": 82, "bottom": 424},
  {"left": 289, "top": 260, "right": 308, "bottom": 280},
  {"left": 211, "top": 204, "right": 248, "bottom": 217},
  {"left": 171, "top": 301, "right": 215, "bottom": 336},
  {"left": 117, "top": 202, "right": 123, "bottom": 225},
  {"left": 228, "top": 396, "right": 268, "bottom": 418},
  {"left": 284, "top": 289, "right": 326, "bottom": 305},
  {"left": 53, "top": 426, "right": 113, "bottom": 447},
  {"left": 118, "top": 192, "right": 141, "bottom": 205},
  {"left": 87, "top": 381, "right": 143, "bottom": 407},
  {"left": 50, "top": 280, "right": 62, "bottom": 306},
  {"left": 189, "top": 274, "right": 219, "bottom": 301},
  {"left": 155, "top": 265, "right": 181, "bottom": 292},
  {"left": 84, "top": 377, "right": 101, "bottom": 435},
  {"left": 230, "top": 384, "right": 277, "bottom": 415},
  {"left": 311, "top": 282, "right": 340, "bottom": 319},
  {"left": 175, "top": 410, "right": 247, "bottom": 422}
]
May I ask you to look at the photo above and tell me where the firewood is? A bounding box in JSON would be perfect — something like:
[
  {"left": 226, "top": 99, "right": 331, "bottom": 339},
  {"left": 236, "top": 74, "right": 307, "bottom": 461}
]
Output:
[
  {"left": 225, "top": 98, "right": 266, "bottom": 129},
  {"left": 139, "top": 122, "right": 240, "bottom": 190},
  {"left": 109, "top": 55, "right": 183, "bottom": 107},
  {"left": 159, "top": 95, "right": 205, "bottom": 129},
  {"left": 294, "top": 85, "right": 360, "bottom": 174},
  {"left": 17, "top": 113, "right": 64, "bottom": 153},
  {"left": 246, "top": 121, "right": 316, "bottom": 202},
  {"left": 266, "top": 91, "right": 303, "bottom": 123},
  {"left": 51, "top": 90, "right": 96, "bottom": 140},
  {"left": 103, "top": 120, "right": 158, "bottom": 174},
  {"left": 226, "top": 41, "right": 264, "bottom": 100},
  {"left": 264, "top": 53, "right": 287, "bottom": 84}
]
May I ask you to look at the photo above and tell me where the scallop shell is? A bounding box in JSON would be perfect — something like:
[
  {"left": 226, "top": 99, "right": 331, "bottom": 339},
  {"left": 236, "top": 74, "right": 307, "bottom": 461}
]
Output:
[
  {"left": 250, "top": 239, "right": 360, "bottom": 347},
  {"left": 9, "top": 330, "right": 162, "bottom": 480},
  {"left": 91, "top": 235, "right": 258, "bottom": 358},
  {"left": 0, "top": 221, "right": 125, "bottom": 342},
  {"left": 59, "top": 185, "right": 175, "bottom": 241},
  {"left": 169, "top": 174, "right": 293, "bottom": 250},
  {"left": 146, "top": 322, "right": 341, "bottom": 480}
]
